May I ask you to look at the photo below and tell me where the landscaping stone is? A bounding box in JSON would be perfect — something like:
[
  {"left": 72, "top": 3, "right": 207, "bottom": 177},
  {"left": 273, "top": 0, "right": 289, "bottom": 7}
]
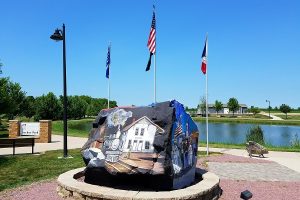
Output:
[{"left": 56, "top": 167, "right": 221, "bottom": 200}]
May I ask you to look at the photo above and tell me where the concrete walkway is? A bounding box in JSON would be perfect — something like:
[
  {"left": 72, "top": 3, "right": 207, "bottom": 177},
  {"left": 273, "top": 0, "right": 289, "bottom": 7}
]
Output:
[
  {"left": 0, "top": 135, "right": 87, "bottom": 156},
  {"left": 260, "top": 111, "right": 283, "bottom": 120},
  {"left": 199, "top": 147, "right": 300, "bottom": 173}
]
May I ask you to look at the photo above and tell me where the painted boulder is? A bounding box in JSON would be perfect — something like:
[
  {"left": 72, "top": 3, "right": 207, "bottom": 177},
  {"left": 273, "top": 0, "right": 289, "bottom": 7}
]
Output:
[{"left": 82, "top": 100, "right": 199, "bottom": 190}]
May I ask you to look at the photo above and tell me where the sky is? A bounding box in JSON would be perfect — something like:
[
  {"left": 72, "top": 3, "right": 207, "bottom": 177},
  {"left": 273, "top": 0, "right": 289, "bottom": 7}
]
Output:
[{"left": 0, "top": 0, "right": 300, "bottom": 109}]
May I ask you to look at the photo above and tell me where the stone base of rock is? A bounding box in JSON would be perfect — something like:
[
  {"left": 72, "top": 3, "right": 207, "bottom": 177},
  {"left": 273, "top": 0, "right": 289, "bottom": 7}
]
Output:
[{"left": 57, "top": 167, "right": 222, "bottom": 200}]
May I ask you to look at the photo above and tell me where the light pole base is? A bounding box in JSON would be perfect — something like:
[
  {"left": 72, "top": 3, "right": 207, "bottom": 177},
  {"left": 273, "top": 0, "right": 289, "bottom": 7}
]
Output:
[{"left": 58, "top": 155, "right": 73, "bottom": 159}]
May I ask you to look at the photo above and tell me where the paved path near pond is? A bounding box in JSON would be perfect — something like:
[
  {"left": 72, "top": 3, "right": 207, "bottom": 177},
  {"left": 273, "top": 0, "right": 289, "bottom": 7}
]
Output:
[
  {"left": 260, "top": 111, "right": 283, "bottom": 120},
  {"left": 199, "top": 147, "right": 300, "bottom": 173},
  {"left": 0, "top": 135, "right": 87, "bottom": 156}
]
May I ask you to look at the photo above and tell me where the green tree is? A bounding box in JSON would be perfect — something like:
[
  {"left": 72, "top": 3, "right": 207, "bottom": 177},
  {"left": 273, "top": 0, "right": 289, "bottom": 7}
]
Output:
[
  {"left": 0, "top": 77, "right": 26, "bottom": 119},
  {"left": 279, "top": 104, "right": 291, "bottom": 119},
  {"left": 246, "top": 125, "right": 265, "bottom": 145},
  {"left": 67, "top": 96, "right": 88, "bottom": 119},
  {"left": 22, "top": 96, "right": 36, "bottom": 118},
  {"left": 35, "top": 92, "right": 62, "bottom": 120},
  {"left": 214, "top": 100, "right": 223, "bottom": 115},
  {"left": 198, "top": 96, "right": 206, "bottom": 116},
  {"left": 83, "top": 97, "right": 117, "bottom": 117},
  {"left": 0, "top": 60, "right": 3, "bottom": 74},
  {"left": 79, "top": 95, "right": 92, "bottom": 105},
  {"left": 249, "top": 106, "right": 260, "bottom": 116},
  {"left": 227, "top": 97, "right": 239, "bottom": 116}
]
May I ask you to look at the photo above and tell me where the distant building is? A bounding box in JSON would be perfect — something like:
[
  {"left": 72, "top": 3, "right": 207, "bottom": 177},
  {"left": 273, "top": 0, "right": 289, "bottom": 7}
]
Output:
[{"left": 197, "top": 104, "right": 248, "bottom": 115}]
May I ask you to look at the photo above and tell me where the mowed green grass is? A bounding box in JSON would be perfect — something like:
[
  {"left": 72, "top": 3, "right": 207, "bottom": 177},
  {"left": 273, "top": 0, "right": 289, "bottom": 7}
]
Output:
[
  {"left": 275, "top": 115, "right": 300, "bottom": 120},
  {"left": 0, "top": 149, "right": 84, "bottom": 191},
  {"left": 52, "top": 118, "right": 94, "bottom": 137}
]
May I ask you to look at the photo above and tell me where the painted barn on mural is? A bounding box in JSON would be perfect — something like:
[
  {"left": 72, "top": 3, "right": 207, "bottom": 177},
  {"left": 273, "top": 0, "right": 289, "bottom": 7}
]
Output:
[{"left": 82, "top": 100, "right": 199, "bottom": 190}]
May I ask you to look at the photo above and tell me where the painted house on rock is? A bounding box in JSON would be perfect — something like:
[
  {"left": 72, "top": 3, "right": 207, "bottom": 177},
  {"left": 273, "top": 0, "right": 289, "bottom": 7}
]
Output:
[{"left": 122, "top": 116, "right": 165, "bottom": 153}]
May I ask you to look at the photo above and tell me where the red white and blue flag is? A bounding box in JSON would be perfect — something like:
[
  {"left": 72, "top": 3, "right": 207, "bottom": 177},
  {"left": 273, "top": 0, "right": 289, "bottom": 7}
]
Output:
[
  {"left": 146, "top": 7, "right": 156, "bottom": 71},
  {"left": 201, "top": 37, "right": 207, "bottom": 74}
]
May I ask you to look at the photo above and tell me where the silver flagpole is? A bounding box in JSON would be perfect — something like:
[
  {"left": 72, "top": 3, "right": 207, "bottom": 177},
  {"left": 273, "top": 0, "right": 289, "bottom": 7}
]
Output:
[
  {"left": 205, "top": 34, "right": 209, "bottom": 156},
  {"left": 154, "top": 4, "right": 157, "bottom": 104},
  {"left": 154, "top": 52, "right": 156, "bottom": 103}
]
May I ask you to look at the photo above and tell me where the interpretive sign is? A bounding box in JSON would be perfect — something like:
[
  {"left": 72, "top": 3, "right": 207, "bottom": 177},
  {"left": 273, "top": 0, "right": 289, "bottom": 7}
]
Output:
[{"left": 20, "top": 122, "right": 40, "bottom": 136}]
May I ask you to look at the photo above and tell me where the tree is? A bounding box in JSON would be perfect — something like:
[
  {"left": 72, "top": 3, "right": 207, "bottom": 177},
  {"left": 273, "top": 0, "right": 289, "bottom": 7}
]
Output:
[
  {"left": 279, "top": 104, "right": 291, "bottom": 119},
  {"left": 0, "top": 77, "right": 26, "bottom": 119},
  {"left": 67, "top": 96, "right": 88, "bottom": 119},
  {"left": 83, "top": 97, "right": 117, "bottom": 117},
  {"left": 22, "top": 96, "right": 36, "bottom": 118},
  {"left": 246, "top": 125, "right": 265, "bottom": 145},
  {"left": 35, "top": 92, "right": 62, "bottom": 120},
  {"left": 0, "top": 60, "right": 3, "bottom": 74},
  {"left": 214, "top": 100, "right": 223, "bottom": 115},
  {"left": 198, "top": 96, "right": 206, "bottom": 116},
  {"left": 249, "top": 106, "right": 260, "bottom": 116},
  {"left": 227, "top": 97, "right": 239, "bottom": 116}
]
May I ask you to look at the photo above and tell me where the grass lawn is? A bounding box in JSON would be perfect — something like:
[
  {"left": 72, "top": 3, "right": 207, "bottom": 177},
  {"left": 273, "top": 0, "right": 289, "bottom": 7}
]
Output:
[
  {"left": 52, "top": 118, "right": 94, "bottom": 137},
  {"left": 197, "top": 150, "right": 222, "bottom": 156},
  {"left": 275, "top": 115, "right": 300, "bottom": 120},
  {"left": 260, "top": 109, "right": 300, "bottom": 113},
  {"left": 0, "top": 149, "right": 84, "bottom": 192}
]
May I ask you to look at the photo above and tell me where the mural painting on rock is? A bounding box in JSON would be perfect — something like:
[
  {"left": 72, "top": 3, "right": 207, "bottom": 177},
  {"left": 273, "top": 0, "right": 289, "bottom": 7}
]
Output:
[{"left": 82, "top": 100, "right": 199, "bottom": 190}]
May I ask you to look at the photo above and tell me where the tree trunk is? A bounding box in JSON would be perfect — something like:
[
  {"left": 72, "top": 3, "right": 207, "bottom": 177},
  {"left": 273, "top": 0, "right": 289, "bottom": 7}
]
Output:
[{"left": 286, "top": 113, "right": 287, "bottom": 119}]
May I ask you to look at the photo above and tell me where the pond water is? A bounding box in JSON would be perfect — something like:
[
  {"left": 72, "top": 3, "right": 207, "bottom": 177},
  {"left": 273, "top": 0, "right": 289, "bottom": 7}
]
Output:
[{"left": 197, "top": 122, "right": 300, "bottom": 146}]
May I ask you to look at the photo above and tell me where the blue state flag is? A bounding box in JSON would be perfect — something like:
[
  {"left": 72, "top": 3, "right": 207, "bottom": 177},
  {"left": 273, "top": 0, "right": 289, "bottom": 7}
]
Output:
[{"left": 106, "top": 45, "right": 110, "bottom": 79}]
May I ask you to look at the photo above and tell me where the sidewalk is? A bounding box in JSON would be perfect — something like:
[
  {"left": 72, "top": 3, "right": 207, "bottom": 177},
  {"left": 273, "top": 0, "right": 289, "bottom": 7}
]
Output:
[
  {"left": 0, "top": 135, "right": 87, "bottom": 156},
  {"left": 198, "top": 147, "right": 300, "bottom": 173}
]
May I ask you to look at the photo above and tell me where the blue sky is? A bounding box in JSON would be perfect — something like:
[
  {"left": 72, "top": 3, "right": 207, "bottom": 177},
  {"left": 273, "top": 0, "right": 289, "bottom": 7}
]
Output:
[{"left": 0, "top": 0, "right": 299, "bottom": 109}]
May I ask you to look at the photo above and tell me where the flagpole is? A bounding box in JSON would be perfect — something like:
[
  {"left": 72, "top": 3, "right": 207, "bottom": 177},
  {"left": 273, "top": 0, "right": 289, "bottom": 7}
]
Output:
[
  {"left": 154, "top": 53, "right": 156, "bottom": 103},
  {"left": 154, "top": 5, "right": 157, "bottom": 104},
  {"left": 108, "top": 76, "right": 110, "bottom": 109},
  {"left": 205, "top": 34, "right": 209, "bottom": 156},
  {"left": 108, "top": 42, "right": 111, "bottom": 109}
]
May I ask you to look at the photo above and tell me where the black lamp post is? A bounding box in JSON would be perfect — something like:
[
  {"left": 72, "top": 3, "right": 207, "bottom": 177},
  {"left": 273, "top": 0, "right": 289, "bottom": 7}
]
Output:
[
  {"left": 50, "top": 24, "right": 68, "bottom": 158},
  {"left": 266, "top": 100, "right": 271, "bottom": 119}
]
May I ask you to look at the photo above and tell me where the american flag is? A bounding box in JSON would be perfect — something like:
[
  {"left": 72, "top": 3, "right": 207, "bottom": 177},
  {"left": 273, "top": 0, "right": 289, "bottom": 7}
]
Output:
[
  {"left": 175, "top": 122, "right": 183, "bottom": 137},
  {"left": 147, "top": 11, "right": 156, "bottom": 54},
  {"left": 106, "top": 45, "right": 110, "bottom": 79}
]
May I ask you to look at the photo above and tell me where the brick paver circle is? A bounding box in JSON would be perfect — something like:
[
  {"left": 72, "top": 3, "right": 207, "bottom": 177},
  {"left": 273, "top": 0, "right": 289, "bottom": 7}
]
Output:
[{"left": 208, "top": 162, "right": 300, "bottom": 181}]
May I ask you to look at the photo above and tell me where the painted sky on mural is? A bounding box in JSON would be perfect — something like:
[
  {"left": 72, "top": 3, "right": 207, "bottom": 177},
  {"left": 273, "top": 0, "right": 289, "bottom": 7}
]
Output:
[{"left": 0, "top": 0, "right": 299, "bottom": 108}]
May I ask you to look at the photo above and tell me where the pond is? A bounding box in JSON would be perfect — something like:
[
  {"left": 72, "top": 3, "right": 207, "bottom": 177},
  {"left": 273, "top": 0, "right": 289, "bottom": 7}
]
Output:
[{"left": 197, "top": 122, "right": 300, "bottom": 146}]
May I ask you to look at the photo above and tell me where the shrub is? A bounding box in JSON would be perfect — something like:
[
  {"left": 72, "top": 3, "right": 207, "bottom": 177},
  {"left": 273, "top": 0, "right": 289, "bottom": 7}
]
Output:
[
  {"left": 246, "top": 125, "right": 265, "bottom": 145},
  {"left": 290, "top": 134, "right": 300, "bottom": 148}
]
